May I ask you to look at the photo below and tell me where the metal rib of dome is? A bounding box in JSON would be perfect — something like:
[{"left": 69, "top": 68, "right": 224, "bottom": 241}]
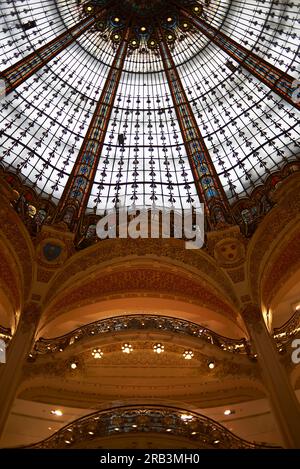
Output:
[{"left": 0, "top": 0, "right": 299, "bottom": 213}]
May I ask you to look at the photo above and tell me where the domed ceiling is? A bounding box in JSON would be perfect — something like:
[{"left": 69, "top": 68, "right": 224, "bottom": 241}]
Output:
[{"left": 0, "top": 0, "right": 299, "bottom": 211}]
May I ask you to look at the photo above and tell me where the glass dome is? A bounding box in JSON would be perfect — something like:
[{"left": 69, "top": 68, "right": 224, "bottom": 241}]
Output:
[{"left": 0, "top": 0, "right": 299, "bottom": 213}]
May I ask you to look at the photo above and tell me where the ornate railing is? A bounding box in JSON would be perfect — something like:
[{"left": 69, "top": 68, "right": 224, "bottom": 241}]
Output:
[
  {"left": 26, "top": 405, "right": 279, "bottom": 449},
  {"left": 32, "top": 314, "right": 253, "bottom": 358},
  {"left": 273, "top": 309, "right": 300, "bottom": 352}
]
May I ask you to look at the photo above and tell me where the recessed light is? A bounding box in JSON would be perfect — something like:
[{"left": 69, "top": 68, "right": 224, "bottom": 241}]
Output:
[
  {"left": 92, "top": 348, "right": 103, "bottom": 359},
  {"left": 51, "top": 409, "right": 63, "bottom": 416},
  {"left": 224, "top": 409, "right": 232, "bottom": 416},
  {"left": 122, "top": 343, "right": 133, "bottom": 354},
  {"left": 153, "top": 343, "right": 164, "bottom": 354},
  {"left": 181, "top": 414, "right": 193, "bottom": 421},
  {"left": 70, "top": 362, "right": 77, "bottom": 369},
  {"left": 208, "top": 361, "right": 215, "bottom": 369},
  {"left": 183, "top": 350, "right": 194, "bottom": 360}
]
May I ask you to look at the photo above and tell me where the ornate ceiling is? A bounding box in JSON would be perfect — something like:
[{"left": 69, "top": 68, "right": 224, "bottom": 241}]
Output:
[{"left": 0, "top": 0, "right": 299, "bottom": 211}]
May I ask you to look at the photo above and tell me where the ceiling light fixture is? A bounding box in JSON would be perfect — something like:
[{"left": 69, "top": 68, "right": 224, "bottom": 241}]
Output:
[
  {"left": 92, "top": 348, "right": 103, "bottom": 359},
  {"left": 122, "top": 343, "right": 133, "bottom": 354},
  {"left": 183, "top": 350, "right": 194, "bottom": 360},
  {"left": 153, "top": 343, "right": 164, "bottom": 354}
]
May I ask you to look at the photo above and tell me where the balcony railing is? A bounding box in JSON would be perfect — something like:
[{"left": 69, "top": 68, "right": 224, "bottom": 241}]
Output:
[
  {"left": 26, "top": 404, "right": 279, "bottom": 449},
  {"left": 273, "top": 309, "right": 300, "bottom": 352},
  {"left": 32, "top": 314, "right": 254, "bottom": 358}
]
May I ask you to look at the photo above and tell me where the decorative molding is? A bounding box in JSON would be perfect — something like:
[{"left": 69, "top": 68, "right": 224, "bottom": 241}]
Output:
[{"left": 45, "top": 267, "right": 238, "bottom": 323}]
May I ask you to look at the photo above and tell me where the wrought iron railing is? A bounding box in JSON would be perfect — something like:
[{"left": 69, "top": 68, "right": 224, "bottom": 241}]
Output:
[
  {"left": 26, "top": 405, "right": 279, "bottom": 449},
  {"left": 273, "top": 309, "right": 300, "bottom": 352},
  {"left": 32, "top": 314, "right": 253, "bottom": 358}
]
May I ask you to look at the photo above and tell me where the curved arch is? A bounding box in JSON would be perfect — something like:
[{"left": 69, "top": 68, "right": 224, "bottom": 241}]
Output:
[
  {"left": 40, "top": 260, "right": 242, "bottom": 338},
  {"left": 44, "top": 238, "right": 239, "bottom": 307},
  {"left": 0, "top": 192, "right": 35, "bottom": 308},
  {"left": 246, "top": 173, "right": 300, "bottom": 306}
]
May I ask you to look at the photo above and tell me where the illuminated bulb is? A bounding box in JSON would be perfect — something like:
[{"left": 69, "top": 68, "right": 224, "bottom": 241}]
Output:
[
  {"left": 140, "top": 26, "right": 146, "bottom": 32},
  {"left": 70, "top": 362, "right": 77, "bottom": 370},
  {"left": 122, "top": 343, "right": 133, "bottom": 354},
  {"left": 181, "top": 414, "right": 193, "bottom": 421},
  {"left": 153, "top": 343, "right": 164, "bottom": 354},
  {"left": 208, "top": 361, "right": 215, "bottom": 369},
  {"left": 92, "top": 348, "right": 103, "bottom": 359},
  {"left": 183, "top": 23, "right": 188, "bottom": 28},
  {"left": 167, "top": 35, "right": 173, "bottom": 40},
  {"left": 114, "top": 34, "right": 120, "bottom": 40},
  {"left": 194, "top": 6, "right": 199, "bottom": 12},
  {"left": 167, "top": 17, "right": 173, "bottom": 22},
  {"left": 114, "top": 17, "right": 120, "bottom": 23},
  {"left": 51, "top": 409, "right": 63, "bottom": 416},
  {"left": 86, "top": 6, "right": 93, "bottom": 13},
  {"left": 224, "top": 409, "right": 232, "bottom": 416},
  {"left": 183, "top": 350, "right": 194, "bottom": 360}
]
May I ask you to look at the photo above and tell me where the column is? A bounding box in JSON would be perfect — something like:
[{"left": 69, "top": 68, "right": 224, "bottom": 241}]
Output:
[
  {"left": 54, "top": 27, "right": 131, "bottom": 231},
  {"left": 177, "top": 5, "right": 299, "bottom": 111},
  {"left": 0, "top": 304, "right": 41, "bottom": 440},
  {"left": 242, "top": 304, "right": 300, "bottom": 448},
  {"left": 157, "top": 27, "right": 232, "bottom": 228},
  {"left": 0, "top": 10, "right": 104, "bottom": 95}
]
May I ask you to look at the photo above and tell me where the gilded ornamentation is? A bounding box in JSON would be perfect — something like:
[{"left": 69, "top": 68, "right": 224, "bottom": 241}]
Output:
[
  {"left": 0, "top": 244, "right": 20, "bottom": 310},
  {"left": 45, "top": 268, "right": 238, "bottom": 322},
  {"left": 26, "top": 405, "right": 279, "bottom": 449},
  {"left": 32, "top": 314, "right": 251, "bottom": 358},
  {"left": 248, "top": 178, "right": 300, "bottom": 302},
  {"left": 262, "top": 230, "right": 300, "bottom": 306},
  {"left": 0, "top": 194, "right": 34, "bottom": 300},
  {"left": 44, "top": 237, "right": 239, "bottom": 308},
  {"left": 226, "top": 267, "right": 245, "bottom": 284},
  {"left": 36, "top": 268, "right": 55, "bottom": 283},
  {"left": 242, "top": 304, "right": 264, "bottom": 334},
  {"left": 19, "top": 304, "right": 42, "bottom": 334}
]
